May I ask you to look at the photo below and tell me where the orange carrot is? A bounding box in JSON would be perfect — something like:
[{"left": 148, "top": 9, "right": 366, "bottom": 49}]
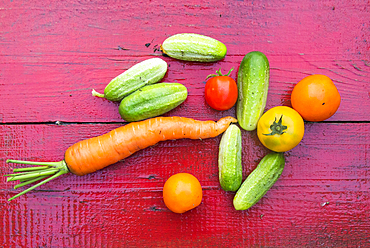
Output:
[{"left": 5, "top": 116, "right": 237, "bottom": 201}]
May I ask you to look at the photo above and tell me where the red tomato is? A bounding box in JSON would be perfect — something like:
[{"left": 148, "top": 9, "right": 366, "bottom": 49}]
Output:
[{"left": 204, "top": 68, "right": 238, "bottom": 111}]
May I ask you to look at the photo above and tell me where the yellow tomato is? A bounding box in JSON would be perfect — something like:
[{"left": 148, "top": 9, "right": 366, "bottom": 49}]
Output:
[{"left": 257, "top": 106, "right": 304, "bottom": 152}]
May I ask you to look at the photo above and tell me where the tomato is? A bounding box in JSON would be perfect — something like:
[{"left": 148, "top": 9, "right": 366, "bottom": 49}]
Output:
[
  {"left": 291, "top": 74, "right": 341, "bottom": 122},
  {"left": 163, "top": 173, "right": 202, "bottom": 214},
  {"left": 257, "top": 106, "right": 304, "bottom": 152},
  {"left": 205, "top": 68, "right": 238, "bottom": 111}
]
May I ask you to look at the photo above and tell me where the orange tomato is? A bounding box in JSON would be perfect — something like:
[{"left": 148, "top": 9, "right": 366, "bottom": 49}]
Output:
[
  {"left": 291, "top": 74, "right": 341, "bottom": 122},
  {"left": 163, "top": 173, "right": 202, "bottom": 213}
]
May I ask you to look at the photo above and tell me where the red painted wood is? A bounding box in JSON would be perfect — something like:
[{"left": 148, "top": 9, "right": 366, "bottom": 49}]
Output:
[
  {"left": 0, "top": 0, "right": 369, "bottom": 247},
  {"left": 0, "top": 0, "right": 369, "bottom": 123},
  {"left": 0, "top": 123, "right": 369, "bottom": 247}
]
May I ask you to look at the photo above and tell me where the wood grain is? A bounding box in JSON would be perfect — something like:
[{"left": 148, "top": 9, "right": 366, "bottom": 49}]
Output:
[
  {"left": 0, "top": 0, "right": 369, "bottom": 247},
  {"left": 1, "top": 123, "right": 369, "bottom": 247},
  {"left": 1, "top": 0, "right": 369, "bottom": 123}
]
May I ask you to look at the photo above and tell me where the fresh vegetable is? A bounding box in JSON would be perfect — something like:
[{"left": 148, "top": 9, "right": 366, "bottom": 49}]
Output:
[
  {"left": 218, "top": 124, "right": 242, "bottom": 191},
  {"left": 257, "top": 106, "right": 304, "bottom": 152},
  {"left": 233, "top": 152, "right": 285, "bottom": 211},
  {"left": 291, "top": 74, "right": 341, "bottom": 122},
  {"left": 119, "top": 82, "right": 188, "bottom": 122},
  {"left": 92, "top": 57, "right": 168, "bottom": 101},
  {"left": 236, "top": 51, "right": 270, "bottom": 131},
  {"left": 161, "top": 33, "right": 227, "bottom": 62},
  {"left": 163, "top": 173, "right": 202, "bottom": 213},
  {"left": 205, "top": 68, "right": 238, "bottom": 111},
  {"left": 5, "top": 116, "right": 237, "bottom": 201}
]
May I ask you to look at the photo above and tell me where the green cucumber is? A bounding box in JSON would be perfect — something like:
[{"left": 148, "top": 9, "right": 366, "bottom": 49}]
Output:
[
  {"left": 119, "top": 82, "right": 188, "bottom": 122},
  {"left": 218, "top": 124, "right": 242, "bottom": 192},
  {"left": 92, "top": 57, "right": 168, "bottom": 102},
  {"left": 236, "top": 51, "right": 270, "bottom": 131},
  {"left": 161, "top": 33, "right": 227, "bottom": 62},
  {"left": 233, "top": 152, "right": 285, "bottom": 211}
]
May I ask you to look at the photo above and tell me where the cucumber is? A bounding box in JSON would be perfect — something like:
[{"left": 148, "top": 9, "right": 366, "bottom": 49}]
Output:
[
  {"left": 92, "top": 57, "right": 168, "bottom": 102},
  {"left": 236, "top": 51, "right": 270, "bottom": 131},
  {"left": 119, "top": 82, "right": 188, "bottom": 122},
  {"left": 218, "top": 124, "right": 242, "bottom": 192},
  {"left": 161, "top": 33, "right": 227, "bottom": 62},
  {"left": 233, "top": 152, "right": 285, "bottom": 211}
]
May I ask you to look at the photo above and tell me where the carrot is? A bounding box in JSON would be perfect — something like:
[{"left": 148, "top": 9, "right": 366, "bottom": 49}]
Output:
[{"left": 5, "top": 116, "right": 237, "bottom": 201}]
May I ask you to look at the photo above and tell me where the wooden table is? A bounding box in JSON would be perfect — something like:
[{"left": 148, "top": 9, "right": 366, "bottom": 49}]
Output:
[{"left": 1, "top": 1, "right": 369, "bottom": 247}]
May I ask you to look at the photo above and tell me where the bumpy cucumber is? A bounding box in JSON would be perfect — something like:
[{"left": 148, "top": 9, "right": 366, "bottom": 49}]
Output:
[
  {"left": 92, "top": 58, "right": 168, "bottom": 102},
  {"left": 119, "top": 82, "right": 188, "bottom": 122},
  {"left": 236, "top": 51, "right": 269, "bottom": 131},
  {"left": 218, "top": 124, "right": 242, "bottom": 192},
  {"left": 161, "top": 33, "right": 227, "bottom": 62},
  {"left": 233, "top": 152, "right": 285, "bottom": 211}
]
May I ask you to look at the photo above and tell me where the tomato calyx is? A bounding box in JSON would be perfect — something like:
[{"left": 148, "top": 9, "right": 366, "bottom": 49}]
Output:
[
  {"left": 263, "top": 115, "right": 287, "bottom": 136},
  {"left": 206, "top": 67, "right": 234, "bottom": 79}
]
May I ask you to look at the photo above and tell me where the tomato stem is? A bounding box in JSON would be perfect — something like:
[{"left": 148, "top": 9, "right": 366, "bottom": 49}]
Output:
[
  {"left": 206, "top": 67, "right": 234, "bottom": 79},
  {"left": 263, "top": 115, "right": 287, "bottom": 136}
]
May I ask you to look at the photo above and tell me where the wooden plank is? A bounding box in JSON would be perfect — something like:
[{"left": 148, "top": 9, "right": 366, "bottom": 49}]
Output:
[
  {"left": 1, "top": 122, "right": 369, "bottom": 247},
  {"left": 1, "top": 0, "right": 369, "bottom": 247},
  {"left": 1, "top": 0, "right": 369, "bottom": 123}
]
